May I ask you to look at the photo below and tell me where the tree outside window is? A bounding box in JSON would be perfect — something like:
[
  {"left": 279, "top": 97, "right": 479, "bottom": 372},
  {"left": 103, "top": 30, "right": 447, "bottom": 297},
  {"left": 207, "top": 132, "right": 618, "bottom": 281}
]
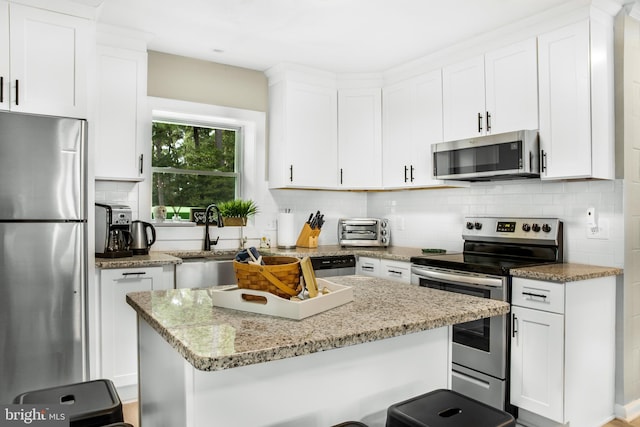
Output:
[{"left": 151, "top": 121, "right": 239, "bottom": 220}]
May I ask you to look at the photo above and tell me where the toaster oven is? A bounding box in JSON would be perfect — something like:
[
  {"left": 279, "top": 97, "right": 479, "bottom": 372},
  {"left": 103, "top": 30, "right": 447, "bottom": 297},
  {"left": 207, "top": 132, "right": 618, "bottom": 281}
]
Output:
[{"left": 338, "top": 218, "right": 390, "bottom": 247}]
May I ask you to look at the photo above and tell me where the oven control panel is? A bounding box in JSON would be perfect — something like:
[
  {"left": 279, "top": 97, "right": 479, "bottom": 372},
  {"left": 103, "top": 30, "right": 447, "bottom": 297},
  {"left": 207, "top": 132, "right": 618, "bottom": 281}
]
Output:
[{"left": 463, "top": 217, "right": 561, "bottom": 244}]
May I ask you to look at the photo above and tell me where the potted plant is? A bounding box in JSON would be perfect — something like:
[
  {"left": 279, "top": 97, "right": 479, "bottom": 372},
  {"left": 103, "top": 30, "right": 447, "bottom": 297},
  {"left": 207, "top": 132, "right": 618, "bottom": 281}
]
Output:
[{"left": 217, "top": 199, "right": 259, "bottom": 226}]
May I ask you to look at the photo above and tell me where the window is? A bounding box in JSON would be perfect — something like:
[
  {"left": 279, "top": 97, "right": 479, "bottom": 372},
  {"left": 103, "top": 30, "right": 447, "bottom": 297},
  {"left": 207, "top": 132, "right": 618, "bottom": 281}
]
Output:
[{"left": 151, "top": 120, "right": 241, "bottom": 220}]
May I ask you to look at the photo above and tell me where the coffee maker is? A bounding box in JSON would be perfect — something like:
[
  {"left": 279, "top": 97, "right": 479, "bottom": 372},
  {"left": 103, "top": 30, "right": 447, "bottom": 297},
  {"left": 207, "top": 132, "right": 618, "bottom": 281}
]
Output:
[{"left": 95, "top": 203, "right": 133, "bottom": 258}]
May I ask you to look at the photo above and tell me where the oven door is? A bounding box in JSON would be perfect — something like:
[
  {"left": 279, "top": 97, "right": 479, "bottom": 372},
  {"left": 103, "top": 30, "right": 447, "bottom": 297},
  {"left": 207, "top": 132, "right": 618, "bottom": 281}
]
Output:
[{"left": 411, "top": 266, "right": 507, "bottom": 380}]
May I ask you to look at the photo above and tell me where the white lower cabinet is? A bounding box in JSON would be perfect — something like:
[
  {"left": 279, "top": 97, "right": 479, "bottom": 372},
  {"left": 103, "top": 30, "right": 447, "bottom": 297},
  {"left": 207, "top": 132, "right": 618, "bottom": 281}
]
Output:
[
  {"left": 98, "top": 266, "right": 174, "bottom": 400},
  {"left": 510, "top": 276, "right": 616, "bottom": 427},
  {"left": 356, "top": 257, "right": 410, "bottom": 283},
  {"left": 510, "top": 305, "right": 564, "bottom": 421},
  {"left": 379, "top": 259, "right": 411, "bottom": 283},
  {"left": 356, "top": 256, "right": 379, "bottom": 277}
]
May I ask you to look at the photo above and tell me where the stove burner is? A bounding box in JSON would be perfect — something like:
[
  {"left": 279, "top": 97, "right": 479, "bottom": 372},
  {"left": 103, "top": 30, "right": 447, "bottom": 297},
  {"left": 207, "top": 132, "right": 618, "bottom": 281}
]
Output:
[{"left": 410, "top": 217, "right": 563, "bottom": 276}]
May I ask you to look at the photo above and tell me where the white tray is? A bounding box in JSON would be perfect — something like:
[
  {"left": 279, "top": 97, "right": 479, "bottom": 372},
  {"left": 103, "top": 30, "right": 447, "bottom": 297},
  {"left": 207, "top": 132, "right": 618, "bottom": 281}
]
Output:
[{"left": 210, "top": 278, "right": 353, "bottom": 320}]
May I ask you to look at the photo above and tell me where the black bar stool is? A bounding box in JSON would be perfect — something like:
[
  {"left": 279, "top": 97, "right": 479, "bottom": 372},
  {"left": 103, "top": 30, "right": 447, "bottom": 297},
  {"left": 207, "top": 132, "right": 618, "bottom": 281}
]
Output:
[
  {"left": 13, "top": 379, "right": 130, "bottom": 427},
  {"left": 386, "top": 389, "right": 516, "bottom": 427}
]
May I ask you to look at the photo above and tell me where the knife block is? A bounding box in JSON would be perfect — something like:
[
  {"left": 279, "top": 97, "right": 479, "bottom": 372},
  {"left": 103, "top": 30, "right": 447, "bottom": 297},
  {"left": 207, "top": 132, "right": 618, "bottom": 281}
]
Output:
[{"left": 296, "top": 223, "right": 320, "bottom": 248}]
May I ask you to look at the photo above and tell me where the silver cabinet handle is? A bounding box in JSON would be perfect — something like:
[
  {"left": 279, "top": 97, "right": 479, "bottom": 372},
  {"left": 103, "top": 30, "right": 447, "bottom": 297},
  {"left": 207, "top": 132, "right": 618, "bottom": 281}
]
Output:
[
  {"left": 122, "top": 271, "right": 146, "bottom": 277},
  {"left": 522, "top": 291, "right": 547, "bottom": 300}
]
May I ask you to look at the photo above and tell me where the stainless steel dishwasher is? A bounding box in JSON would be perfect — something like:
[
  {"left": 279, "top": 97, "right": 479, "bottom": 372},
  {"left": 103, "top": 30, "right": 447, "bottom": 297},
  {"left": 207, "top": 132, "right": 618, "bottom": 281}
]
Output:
[{"left": 310, "top": 255, "right": 356, "bottom": 277}]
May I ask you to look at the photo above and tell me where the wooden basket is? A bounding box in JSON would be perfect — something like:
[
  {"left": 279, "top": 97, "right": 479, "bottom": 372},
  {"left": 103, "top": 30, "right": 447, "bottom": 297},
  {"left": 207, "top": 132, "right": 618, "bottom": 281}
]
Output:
[{"left": 233, "top": 256, "right": 302, "bottom": 299}]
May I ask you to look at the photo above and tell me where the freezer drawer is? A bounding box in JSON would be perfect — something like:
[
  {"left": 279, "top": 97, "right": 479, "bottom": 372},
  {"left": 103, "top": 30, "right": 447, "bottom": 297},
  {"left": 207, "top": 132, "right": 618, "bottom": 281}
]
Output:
[{"left": 452, "top": 363, "right": 506, "bottom": 411}]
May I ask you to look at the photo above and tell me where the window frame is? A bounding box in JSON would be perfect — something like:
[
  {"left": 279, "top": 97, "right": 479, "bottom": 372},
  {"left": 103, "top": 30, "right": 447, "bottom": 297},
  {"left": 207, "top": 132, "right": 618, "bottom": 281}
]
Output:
[
  {"left": 151, "top": 118, "right": 243, "bottom": 203},
  {"left": 142, "top": 96, "right": 266, "bottom": 223}
]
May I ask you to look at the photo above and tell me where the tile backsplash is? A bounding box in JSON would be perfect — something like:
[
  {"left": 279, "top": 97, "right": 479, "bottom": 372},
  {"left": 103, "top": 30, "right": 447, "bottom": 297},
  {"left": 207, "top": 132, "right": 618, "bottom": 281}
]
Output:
[
  {"left": 94, "top": 180, "right": 140, "bottom": 220},
  {"left": 95, "top": 178, "right": 623, "bottom": 268},
  {"left": 367, "top": 179, "right": 623, "bottom": 267}
]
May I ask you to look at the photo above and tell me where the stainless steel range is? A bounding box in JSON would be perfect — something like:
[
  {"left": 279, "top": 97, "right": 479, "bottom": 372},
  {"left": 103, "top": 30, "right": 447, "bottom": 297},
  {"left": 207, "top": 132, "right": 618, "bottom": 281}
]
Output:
[{"left": 410, "top": 217, "right": 563, "bottom": 416}]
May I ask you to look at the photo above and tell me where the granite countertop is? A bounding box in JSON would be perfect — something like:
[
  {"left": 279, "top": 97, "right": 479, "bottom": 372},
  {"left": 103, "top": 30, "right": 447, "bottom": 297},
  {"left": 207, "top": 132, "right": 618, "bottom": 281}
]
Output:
[
  {"left": 126, "top": 275, "right": 510, "bottom": 372},
  {"left": 263, "top": 245, "right": 426, "bottom": 262},
  {"left": 511, "top": 263, "right": 623, "bottom": 282},
  {"left": 95, "top": 245, "right": 426, "bottom": 269},
  {"left": 95, "top": 252, "right": 182, "bottom": 269}
]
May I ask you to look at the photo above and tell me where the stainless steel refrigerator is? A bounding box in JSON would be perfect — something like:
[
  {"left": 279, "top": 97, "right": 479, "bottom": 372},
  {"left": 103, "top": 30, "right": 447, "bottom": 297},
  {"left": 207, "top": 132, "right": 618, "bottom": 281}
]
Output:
[{"left": 0, "top": 111, "right": 87, "bottom": 403}]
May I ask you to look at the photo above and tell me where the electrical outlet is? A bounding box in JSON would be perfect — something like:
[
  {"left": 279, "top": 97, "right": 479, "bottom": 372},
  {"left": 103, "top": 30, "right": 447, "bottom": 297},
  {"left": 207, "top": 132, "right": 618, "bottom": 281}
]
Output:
[{"left": 586, "top": 218, "right": 609, "bottom": 239}]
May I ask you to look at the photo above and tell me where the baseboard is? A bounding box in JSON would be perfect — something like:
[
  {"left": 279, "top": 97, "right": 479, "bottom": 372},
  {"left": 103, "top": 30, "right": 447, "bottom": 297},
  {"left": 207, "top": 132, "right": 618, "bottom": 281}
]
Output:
[
  {"left": 615, "top": 399, "right": 640, "bottom": 422},
  {"left": 115, "top": 383, "right": 138, "bottom": 403},
  {"left": 517, "top": 409, "right": 565, "bottom": 427}
]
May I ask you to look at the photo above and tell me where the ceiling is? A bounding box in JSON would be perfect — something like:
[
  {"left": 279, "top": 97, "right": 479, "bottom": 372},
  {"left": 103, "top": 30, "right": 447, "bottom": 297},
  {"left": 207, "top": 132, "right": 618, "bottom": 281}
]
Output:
[{"left": 85, "top": 0, "right": 615, "bottom": 73}]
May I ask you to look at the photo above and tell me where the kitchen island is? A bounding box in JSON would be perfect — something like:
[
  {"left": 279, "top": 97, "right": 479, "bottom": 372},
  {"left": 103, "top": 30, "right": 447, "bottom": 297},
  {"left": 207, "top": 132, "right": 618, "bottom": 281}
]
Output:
[{"left": 127, "top": 276, "right": 510, "bottom": 427}]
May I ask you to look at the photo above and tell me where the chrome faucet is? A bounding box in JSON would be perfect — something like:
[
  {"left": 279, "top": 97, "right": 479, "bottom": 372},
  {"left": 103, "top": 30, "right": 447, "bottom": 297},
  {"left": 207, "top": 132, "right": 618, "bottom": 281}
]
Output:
[{"left": 203, "top": 203, "right": 224, "bottom": 251}]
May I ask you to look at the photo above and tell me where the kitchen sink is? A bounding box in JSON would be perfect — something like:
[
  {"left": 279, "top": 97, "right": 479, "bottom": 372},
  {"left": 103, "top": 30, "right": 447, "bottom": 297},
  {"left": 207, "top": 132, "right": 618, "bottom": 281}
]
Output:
[{"left": 175, "top": 256, "right": 236, "bottom": 289}]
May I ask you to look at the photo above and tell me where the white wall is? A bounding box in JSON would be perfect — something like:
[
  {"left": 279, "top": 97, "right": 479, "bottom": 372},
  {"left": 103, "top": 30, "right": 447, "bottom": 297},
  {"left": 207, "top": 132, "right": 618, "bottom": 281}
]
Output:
[{"left": 367, "top": 179, "right": 624, "bottom": 267}]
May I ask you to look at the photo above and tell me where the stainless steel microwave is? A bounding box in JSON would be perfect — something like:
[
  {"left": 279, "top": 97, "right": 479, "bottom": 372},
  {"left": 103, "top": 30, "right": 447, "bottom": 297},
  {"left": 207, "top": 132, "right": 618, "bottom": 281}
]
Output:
[{"left": 432, "top": 130, "right": 540, "bottom": 181}]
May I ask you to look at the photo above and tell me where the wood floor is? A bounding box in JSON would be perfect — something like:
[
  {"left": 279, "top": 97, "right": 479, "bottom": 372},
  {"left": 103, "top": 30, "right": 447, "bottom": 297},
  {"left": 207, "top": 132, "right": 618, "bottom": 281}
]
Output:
[
  {"left": 123, "top": 400, "right": 639, "bottom": 427},
  {"left": 605, "top": 418, "right": 640, "bottom": 427},
  {"left": 123, "top": 401, "right": 139, "bottom": 427}
]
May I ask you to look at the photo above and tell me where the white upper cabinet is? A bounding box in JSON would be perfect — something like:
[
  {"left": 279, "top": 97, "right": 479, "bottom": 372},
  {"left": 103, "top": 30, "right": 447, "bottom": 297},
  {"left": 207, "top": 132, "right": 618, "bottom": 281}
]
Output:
[
  {"left": 94, "top": 44, "right": 147, "bottom": 181},
  {"left": 0, "top": 1, "right": 8, "bottom": 111},
  {"left": 338, "top": 88, "right": 382, "bottom": 189},
  {"left": 268, "top": 76, "right": 338, "bottom": 189},
  {"left": 443, "top": 38, "right": 538, "bottom": 141},
  {"left": 537, "top": 18, "right": 614, "bottom": 180},
  {"left": 484, "top": 38, "right": 539, "bottom": 135},
  {"left": 1, "top": 3, "right": 89, "bottom": 117},
  {"left": 442, "top": 56, "right": 486, "bottom": 141},
  {"left": 383, "top": 69, "right": 445, "bottom": 188}
]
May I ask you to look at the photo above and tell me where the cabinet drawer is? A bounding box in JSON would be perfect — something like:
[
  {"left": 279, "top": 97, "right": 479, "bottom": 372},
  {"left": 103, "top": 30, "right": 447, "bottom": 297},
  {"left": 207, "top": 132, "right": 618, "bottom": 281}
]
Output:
[
  {"left": 357, "top": 257, "right": 380, "bottom": 276},
  {"left": 512, "top": 278, "right": 564, "bottom": 314},
  {"left": 380, "top": 260, "right": 410, "bottom": 283}
]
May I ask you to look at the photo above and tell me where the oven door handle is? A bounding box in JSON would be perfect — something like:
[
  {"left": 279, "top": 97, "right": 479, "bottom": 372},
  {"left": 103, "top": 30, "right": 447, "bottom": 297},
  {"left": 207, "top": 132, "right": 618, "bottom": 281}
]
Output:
[{"left": 411, "top": 266, "right": 503, "bottom": 288}]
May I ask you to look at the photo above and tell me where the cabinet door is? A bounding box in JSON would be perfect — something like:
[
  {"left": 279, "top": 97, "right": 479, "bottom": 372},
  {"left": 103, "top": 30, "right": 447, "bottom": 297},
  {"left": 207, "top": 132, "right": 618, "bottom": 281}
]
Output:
[
  {"left": 382, "top": 81, "right": 414, "bottom": 188},
  {"left": 9, "top": 4, "right": 88, "bottom": 118},
  {"left": 286, "top": 82, "right": 338, "bottom": 188},
  {"left": 442, "top": 56, "right": 486, "bottom": 141},
  {"left": 0, "top": 1, "right": 8, "bottom": 111},
  {"left": 510, "top": 305, "right": 564, "bottom": 423},
  {"left": 538, "top": 20, "right": 591, "bottom": 179},
  {"left": 485, "top": 38, "right": 538, "bottom": 134},
  {"left": 379, "top": 260, "right": 410, "bottom": 283},
  {"left": 94, "top": 46, "right": 147, "bottom": 180},
  {"left": 100, "top": 267, "right": 162, "bottom": 390},
  {"left": 356, "top": 257, "right": 380, "bottom": 277},
  {"left": 382, "top": 69, "right": 443, "bottom": 188},
  {"left": 412, "top": 71, "right": 444, "bottom": 185},
  {"left": 338, "top": 88, "right": 382, "bottom": 189}
]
